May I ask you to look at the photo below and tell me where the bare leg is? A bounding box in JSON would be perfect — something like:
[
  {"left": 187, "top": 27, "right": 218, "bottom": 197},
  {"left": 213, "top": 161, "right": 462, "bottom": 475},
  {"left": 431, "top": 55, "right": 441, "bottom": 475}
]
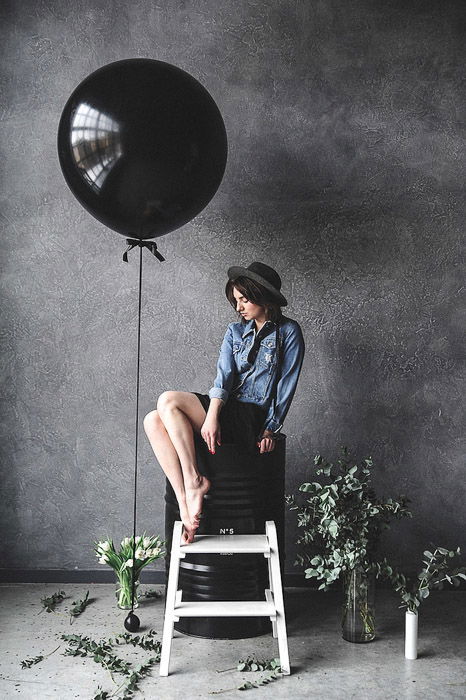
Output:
[
  {"left": 143, "top": 392, "right": 210, "bottom": 543},
  {"left": 143, "top": 409, "right": 194, "bottom": 542},
  {"left": 156, "top": 392, "right": 211, "bottom": 536}
]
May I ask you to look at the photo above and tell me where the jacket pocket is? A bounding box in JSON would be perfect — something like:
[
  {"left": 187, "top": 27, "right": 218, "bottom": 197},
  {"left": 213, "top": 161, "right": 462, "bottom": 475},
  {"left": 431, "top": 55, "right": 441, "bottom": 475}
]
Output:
[{"left": 258, "top": 338, "right": 277, "bottom": 369}]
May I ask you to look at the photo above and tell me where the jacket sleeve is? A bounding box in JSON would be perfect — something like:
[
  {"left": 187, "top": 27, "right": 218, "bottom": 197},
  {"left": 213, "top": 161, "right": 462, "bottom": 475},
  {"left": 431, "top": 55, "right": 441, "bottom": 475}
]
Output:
[
  {"left": 208, "top": 324, "right": 236, "bottom": 403},
  {"left": 263, "top": 322, "right": 305, "bottom": 434}
]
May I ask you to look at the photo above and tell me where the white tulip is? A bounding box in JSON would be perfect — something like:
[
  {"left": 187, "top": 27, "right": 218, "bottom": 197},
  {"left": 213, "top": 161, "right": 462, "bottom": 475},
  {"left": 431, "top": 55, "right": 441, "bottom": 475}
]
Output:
[
  {"left": 101, "top": 541, "right": 111, "bottom": 551},
  {"left": 143, "top": 537, "right": 151, "bottom": 548},
  {"left": 121, "top": 537, "right": 130, "bottom": 547},
  {"left": 98, "top": 555, "right": 108, "bottom": 564},
  {"left": 125, "top": 559, "right": 133, "bottom": 568},
  {"left": 135, "top": 548, "right": 145, "bottom": 560}
]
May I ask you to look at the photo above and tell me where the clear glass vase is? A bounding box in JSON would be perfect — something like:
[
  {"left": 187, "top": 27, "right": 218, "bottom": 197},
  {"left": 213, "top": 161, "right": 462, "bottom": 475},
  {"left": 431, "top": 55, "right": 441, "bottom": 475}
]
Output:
[
  {"left": 115, "top": 573, "right": 140, "bottom": 610},
  {"left": 341, "top": 565, "right": 376, "bottom": 642}
]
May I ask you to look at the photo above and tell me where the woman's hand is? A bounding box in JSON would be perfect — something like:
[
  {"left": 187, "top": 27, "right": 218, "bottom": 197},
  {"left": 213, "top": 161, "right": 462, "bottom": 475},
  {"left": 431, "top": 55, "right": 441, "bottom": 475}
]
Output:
[
  {"left": 257, "top": 429, "right": 276, "bottom": 454},
  {"left": 201, "top": 416, "right": 222, "bottom": 454}
]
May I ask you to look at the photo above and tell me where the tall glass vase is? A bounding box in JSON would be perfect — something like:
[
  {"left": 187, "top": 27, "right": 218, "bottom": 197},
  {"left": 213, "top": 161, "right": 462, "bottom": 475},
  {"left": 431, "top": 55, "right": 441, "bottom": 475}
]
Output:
[
  {"left": 115, "top": 570, "right": 140, "bottom": 610},
  {"left": 341, "top": 565, "right": 376, "bottom": 642}
]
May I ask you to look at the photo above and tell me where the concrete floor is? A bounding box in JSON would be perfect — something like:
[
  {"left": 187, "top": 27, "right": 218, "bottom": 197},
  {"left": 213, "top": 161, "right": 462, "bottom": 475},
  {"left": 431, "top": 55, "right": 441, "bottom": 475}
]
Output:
[{"left": 0, "top": 584, "right": 465, "bottom": 699}]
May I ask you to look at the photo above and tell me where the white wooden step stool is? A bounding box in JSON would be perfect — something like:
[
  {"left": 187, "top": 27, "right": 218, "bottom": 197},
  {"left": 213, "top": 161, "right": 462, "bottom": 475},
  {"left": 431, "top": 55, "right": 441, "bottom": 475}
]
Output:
[{"left": 160, "top": 519, "right": 290, "bottom": 676}]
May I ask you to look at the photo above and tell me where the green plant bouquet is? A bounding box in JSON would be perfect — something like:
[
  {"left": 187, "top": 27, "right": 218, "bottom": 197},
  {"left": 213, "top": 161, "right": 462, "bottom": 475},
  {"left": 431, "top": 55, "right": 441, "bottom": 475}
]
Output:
[
  {"left": 94, "top": 534, "right": 165, "bottom": 609},
  {"left": 286, "top": 447, "right": 412, "bottom": 640},
  {"left": 373, "top": 545, "right": 466, "bottom": 658},
  {"left": 376, "top": 545, "right": 466, "bottom": 613}
]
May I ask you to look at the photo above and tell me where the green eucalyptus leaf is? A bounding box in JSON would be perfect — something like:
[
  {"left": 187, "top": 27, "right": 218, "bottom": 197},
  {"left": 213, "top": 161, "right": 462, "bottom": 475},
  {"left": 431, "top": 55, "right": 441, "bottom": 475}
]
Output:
[{"left": 239, "top": 681, "right": 255, "bottom": 690}]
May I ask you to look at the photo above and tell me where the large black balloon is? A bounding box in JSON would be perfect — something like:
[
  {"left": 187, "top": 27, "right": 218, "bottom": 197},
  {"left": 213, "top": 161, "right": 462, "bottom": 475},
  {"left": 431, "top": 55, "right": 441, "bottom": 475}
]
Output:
[{"left": 57, "top": 59, "right": 228, "bottom": 239}]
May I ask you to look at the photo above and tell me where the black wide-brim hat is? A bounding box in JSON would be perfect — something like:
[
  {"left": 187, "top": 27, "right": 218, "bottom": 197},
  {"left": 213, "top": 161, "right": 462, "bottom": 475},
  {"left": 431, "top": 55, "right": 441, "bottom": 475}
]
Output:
[{"left": 227, "top": 261, "right": 288, "bottom": 306}]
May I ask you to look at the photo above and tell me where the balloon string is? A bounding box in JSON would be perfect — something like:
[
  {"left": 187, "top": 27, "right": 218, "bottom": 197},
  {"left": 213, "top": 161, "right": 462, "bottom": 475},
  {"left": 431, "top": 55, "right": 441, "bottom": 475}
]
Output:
[
  {"left": 123, "top": 238, "right": 165, "bottom": 615},
  {"left": 130, "top": 242, "right": 143, "bottom": 612}
]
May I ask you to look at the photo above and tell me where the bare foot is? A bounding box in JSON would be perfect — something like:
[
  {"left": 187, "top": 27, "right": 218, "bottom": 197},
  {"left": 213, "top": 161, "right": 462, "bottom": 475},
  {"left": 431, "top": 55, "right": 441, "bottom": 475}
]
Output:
[
  {"left": 179, "top": 503, "right": 197, "bottom": 545},
  {"left": 181, "top": 524, "right": 196, "bottom": 545},
  {"left": 185, "top": 475, "right": 211, "bottom": 534}
]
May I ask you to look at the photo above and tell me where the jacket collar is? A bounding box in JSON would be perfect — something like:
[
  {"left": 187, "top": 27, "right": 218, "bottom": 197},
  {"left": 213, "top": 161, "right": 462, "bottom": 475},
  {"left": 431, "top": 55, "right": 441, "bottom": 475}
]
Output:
[{"left": 242, "top": 319, "right": 274, "bottom": 339}]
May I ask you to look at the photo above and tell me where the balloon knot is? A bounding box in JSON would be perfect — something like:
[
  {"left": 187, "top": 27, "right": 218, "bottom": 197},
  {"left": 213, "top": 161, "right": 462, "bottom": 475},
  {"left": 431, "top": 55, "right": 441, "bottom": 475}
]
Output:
[{"left": 123, "top": 238, "right": 165, "bottom": 263}]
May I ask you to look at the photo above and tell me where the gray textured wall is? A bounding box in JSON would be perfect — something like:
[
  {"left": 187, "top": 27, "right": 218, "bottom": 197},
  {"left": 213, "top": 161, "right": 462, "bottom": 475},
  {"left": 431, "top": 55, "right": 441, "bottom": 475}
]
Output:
[{"left": 1, "top": 0, "right": 465, "bottom": 580}]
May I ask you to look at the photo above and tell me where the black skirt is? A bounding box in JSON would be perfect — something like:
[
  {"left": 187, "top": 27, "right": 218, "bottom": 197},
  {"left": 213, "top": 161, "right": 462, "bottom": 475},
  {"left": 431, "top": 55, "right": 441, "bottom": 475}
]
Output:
[{"left": 192, "top": 392, "right": 268, "bottom": 454}]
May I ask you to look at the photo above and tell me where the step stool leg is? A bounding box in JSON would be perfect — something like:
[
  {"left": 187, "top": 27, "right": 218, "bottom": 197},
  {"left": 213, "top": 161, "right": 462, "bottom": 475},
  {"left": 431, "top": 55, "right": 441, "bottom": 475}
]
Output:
[
  {"left": 265, "top": 554, "right": 277, "bottom": 638},
  {"left": 160, "top": 521, "right": 183, "bottom": 676},
  {"left": 265, "top": 588, "right": 278, "bottom": 637},
  {"left": 266, "top": 520, "right": 290, "bottom": 675}
]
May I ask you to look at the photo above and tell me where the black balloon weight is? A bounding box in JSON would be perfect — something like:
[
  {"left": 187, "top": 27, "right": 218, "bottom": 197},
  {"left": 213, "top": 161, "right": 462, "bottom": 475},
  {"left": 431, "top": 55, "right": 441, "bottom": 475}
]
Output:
[
  {"left": 58, "top": 58, "right": 228, "bottom": 239},
  {"left": 124, "top": 612, "right": 140, "bottom": 632}
]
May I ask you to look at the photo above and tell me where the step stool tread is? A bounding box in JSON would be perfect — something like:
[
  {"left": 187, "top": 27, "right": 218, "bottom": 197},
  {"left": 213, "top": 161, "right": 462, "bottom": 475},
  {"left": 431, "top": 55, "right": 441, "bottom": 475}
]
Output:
[
  {"left": 173, "top": 600, "right": 277, "bottom": 617},
  {"left": 179, "top": 534, "right": 270, "bottom": 554}
]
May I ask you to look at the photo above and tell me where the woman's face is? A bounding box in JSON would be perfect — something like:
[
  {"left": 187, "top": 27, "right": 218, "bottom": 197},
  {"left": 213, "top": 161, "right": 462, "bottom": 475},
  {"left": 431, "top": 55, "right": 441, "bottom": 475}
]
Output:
[{"left": 232, "top": 286, "right": 266, "bottom": 324}]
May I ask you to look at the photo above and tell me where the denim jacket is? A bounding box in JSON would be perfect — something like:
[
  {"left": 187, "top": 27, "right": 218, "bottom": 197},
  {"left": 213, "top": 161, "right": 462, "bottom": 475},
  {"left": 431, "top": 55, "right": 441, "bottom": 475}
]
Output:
[{"left": 209, "top": 315, "right": 305, "bottom": 434}]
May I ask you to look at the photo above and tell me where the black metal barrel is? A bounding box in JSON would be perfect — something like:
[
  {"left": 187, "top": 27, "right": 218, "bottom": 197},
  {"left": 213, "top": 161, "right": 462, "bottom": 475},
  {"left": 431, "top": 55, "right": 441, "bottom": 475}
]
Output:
[{"left": 164, "top": 434, "right": 286, "bottom": 639}]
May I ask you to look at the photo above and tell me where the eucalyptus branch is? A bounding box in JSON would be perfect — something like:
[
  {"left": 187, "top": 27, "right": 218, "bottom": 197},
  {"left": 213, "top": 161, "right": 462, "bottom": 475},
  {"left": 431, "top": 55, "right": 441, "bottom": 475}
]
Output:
[
  {"left": 69, "top": 590, "right": 91, "bottom": 623},
  {"left": 374, "top": 547, "right": 466, "bottom": 613},
  {"left": 211, "top": 674, "right": 283, "bottom": 692},
  {"left": 115, "top": 630, "right": 162, "bottom": 655},
  {"left": 140, "top": 588, "right": 163, "bottom": 599},
  {"left": 109, "top": 657, "right": 159, "bottom": 699},
  {"left": 60, "top": 630, "right": 162, "bottom": 699},
  {"left": 61, "top": 633, "right": 132, "bottom": 676},
  {"left": 237, "top": 672, "right": 283, "bottom": 691},
  {"left": 287, "top": 447, "right": 412, "bottom": 588},
  {"left": 211, "top": 657, "right": 283, "bottom": 692},
  {"left": 93, "top": 688, "right": 110, "bottom": 700},
  {"left": 20, "top": 645, "right": 61, "bottom": 669},
  {"left": 39, "top": 591, "right": 66, "bottom": 614},
  {"left": 237, "top": 656, "right": 281, "bottom": 672}
]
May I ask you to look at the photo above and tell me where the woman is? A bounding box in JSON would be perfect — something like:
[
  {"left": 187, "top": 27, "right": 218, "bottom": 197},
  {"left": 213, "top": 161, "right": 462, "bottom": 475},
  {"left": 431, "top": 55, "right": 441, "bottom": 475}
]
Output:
[{"left": 143, "top": 262, "right": 305, "bottom": 543}]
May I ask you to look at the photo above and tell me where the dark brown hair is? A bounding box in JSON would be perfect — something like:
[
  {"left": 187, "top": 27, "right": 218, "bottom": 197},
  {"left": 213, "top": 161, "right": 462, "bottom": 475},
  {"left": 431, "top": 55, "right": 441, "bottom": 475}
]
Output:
[{"left": 225, "top": 276, "right": 283, "bottom": 324}]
